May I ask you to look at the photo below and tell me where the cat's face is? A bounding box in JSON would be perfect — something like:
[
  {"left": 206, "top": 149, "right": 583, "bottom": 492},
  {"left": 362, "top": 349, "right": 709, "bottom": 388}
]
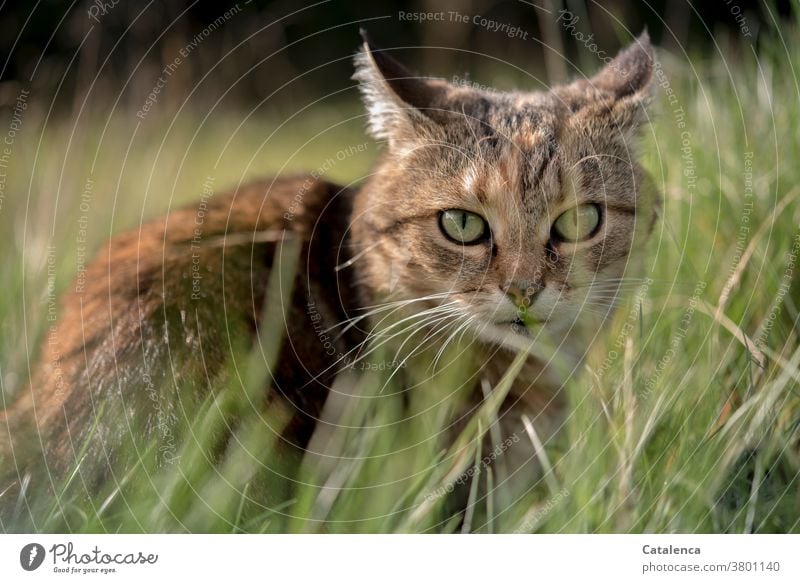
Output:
[{"left": 351, "top": 34, "right": 657, "bottom": 352}]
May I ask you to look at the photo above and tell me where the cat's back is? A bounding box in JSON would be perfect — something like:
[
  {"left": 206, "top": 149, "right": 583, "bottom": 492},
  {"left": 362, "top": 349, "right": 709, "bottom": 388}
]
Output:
[{"left": 1, "top": 175, "right": 358, "bottom": 486}]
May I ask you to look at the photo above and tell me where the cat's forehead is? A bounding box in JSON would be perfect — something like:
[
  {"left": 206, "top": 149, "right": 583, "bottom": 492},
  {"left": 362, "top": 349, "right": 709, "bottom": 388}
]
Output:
[
  {"left": 448, "top": 92, "right": 584, "bottom": 171},
  {"left": 452, "top": 89, "right": 563, "bottom": 137},
  {"left": 440, "top": 95, "right": 571, "bottom": 207},
  {"left": 425, "top": 102, "right": 637, "bottom": 225},
  {"left": 457, "top": 144, "right": 560, "bottom": 220}
]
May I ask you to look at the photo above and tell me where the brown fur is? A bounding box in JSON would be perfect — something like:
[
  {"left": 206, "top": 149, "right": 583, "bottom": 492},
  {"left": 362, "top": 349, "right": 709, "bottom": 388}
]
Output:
[{"left": 1, "top": 177, "right": 362, "bottom": 499}]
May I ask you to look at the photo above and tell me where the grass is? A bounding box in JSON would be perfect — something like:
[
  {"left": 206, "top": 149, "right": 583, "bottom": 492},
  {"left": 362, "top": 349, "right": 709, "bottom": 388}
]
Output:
[{"left": 2, "top": 22, "right": 800, "bottom": 533}]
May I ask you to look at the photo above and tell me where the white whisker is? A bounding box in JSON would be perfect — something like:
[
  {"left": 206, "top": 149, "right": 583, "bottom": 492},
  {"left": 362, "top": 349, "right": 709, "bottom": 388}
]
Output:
[
  {"left": 380, "top": 314, "right": 465, "bottom": 392},
  {"left": 432, "top": 315, "right": 475, "bottom": 371},
  {"left": 334, "top": 240, "right": 382, "bottom": 272},
  {"left": 340, "top": 304, "right": 462, "bottom": 374}
]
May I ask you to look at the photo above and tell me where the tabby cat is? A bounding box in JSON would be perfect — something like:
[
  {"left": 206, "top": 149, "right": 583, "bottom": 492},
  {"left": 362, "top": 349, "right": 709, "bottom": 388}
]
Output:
[{"left": 0, "top": 32, "right": 657, "bottom": 521}]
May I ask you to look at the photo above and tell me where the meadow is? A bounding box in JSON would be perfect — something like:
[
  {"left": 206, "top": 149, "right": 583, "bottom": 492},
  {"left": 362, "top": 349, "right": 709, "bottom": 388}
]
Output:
[{"left": 1, "top": 22, "right": 799, "bottom": 533}]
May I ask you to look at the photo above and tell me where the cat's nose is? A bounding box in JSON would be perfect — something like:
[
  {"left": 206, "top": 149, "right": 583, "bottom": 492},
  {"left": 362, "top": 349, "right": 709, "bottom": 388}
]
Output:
[{"left": 503, "top": 281, "right": 544, "bottom": 307}]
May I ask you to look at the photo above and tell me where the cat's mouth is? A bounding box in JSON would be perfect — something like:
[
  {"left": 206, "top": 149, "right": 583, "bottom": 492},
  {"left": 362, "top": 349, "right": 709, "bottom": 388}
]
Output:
[{"left": 494, "top": 316, "right": 535, "bottom": 336}]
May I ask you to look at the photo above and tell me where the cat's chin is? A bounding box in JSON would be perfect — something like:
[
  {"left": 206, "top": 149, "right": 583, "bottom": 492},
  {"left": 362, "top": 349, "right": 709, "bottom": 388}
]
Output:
[{"left": 473, "top": 320, "right": 540, "bottom": 353}]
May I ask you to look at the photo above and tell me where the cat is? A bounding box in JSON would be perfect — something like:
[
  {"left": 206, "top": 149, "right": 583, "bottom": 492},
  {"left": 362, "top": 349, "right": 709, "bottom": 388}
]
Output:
[{"left": 0, "top": 31, "right": 658, "bottom": 524}]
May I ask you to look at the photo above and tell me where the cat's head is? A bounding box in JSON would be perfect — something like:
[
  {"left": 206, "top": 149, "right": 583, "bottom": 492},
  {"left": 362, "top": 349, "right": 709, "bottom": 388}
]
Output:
[{"left": 350, "top": 33, "right": 658, "bottom": 352}]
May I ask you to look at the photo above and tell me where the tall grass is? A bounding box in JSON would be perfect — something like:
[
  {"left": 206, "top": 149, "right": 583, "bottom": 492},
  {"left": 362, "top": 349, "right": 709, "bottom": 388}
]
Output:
[{"left": 1, "top": 23, "right": 799, "bottom": 533}]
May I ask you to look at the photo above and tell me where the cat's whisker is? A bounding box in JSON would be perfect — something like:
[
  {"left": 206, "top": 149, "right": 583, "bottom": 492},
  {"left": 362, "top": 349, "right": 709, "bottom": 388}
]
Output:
[
  {"left": 383, "top": 311, "right": 462, "bottom": 366},
  {"left": 581, "top": 295, "right": 628, "bottom": 303},
  {"left": 431, "top": 315, "right": 475, "bottom": 372},
  {"left": 582, "top": 283, "right": 650, "bottom": 291},
  {"left": 430, "top": 316, "right": 469, "bottom": 370},
  {"left": 309, "top": 302, "right": 461, "bottom": 382},
  {"left": 339, "top": 304, "right": 463, "bottom": 374},
  {"left": 355, "top": 291, "right": 454, "bottom": 313},
  {"left": 581, "top": 291, "right": 640, "bottom": 299},
  {"left": 583, "top": 293, "right": 628, "bottom": 301},
  {"left": 568, "top": 153, "right": 633, "bottom": 172},
  {"left": 577, "top": 294, "right": 626, "bottom": 304},
  {"left": 325, "top": 292, "right": 454, "bottom": 337},
  {"left": 574, "top": 278, "right": 689, "bottom": 292},
  {"left": 580, "top": 278, "right": 647, "bottom": 285},
  {"left": 367, "top": 302, "right": 461, "bottom": 340},
  {"left": 387, "top": 312, "right": 472, "bottom": 381},
  {"left": 379, "top": 314, "right": 465, "bottom": 392},
  {"left": 334, "top": 240, "right": 382, "bottom": 272},
  {"left": 327, "top": 293, "right": 457, "bottom": 338},
  {"left": 366, "top": 311, "right": 464, "bottom": 362},
  {"left": 456, "top": 315, "right": 476, "bottom": 342},
  {"left": 578, "top": 305, "right": 622, "bottom": 314},
  {"left": 575, "top": 282, "right": 647, "bottom": 291},
  {"left": 348, "top": 307, "right": 455, "bottom": 363},
  {"left": 352, "top": 315, "right": 462, "bottom": 385}
]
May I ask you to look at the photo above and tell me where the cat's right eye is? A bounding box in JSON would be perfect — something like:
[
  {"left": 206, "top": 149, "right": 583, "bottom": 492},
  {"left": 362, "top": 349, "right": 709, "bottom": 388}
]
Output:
[
  {"left": 552, "top": 204, "right": 601, "bottom": 242},
  {"left": 439, "top": 209, "right": 489, "bottom": 245}
]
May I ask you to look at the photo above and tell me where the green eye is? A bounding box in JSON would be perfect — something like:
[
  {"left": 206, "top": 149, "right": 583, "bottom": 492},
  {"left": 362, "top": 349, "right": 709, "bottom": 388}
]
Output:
[
  {"left": 439, "top": 209, "right": 488, "bottom": 244},
  {"left": 552, "top": 204, "right": 600, "bottom": 242}
]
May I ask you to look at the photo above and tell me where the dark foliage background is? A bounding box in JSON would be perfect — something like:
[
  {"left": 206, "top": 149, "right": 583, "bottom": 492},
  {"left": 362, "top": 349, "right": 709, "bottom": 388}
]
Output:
[{"left": 0, "top": 0, "right": 794, "bottom": 112}]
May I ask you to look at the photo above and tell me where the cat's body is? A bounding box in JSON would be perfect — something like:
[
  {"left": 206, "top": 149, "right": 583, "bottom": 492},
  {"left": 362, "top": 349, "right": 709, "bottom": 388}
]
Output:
[
  {"left": 1, "top": 33, "right": 657, "bottom": 518},
  {"left": 1, "top": 177, "right": 364, "bottom": 483}
]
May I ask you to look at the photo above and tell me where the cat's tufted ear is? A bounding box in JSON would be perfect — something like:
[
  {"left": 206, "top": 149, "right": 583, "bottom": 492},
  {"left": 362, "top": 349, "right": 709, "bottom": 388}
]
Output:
[
  {"left": 584, "top": 31, "right": 655, "bottom": 129},
  {"left": 591, "top": 31, "right": 654, "bottom": 99},
  {"left": 353, "top": 31, "right": 451, "bottom": 149}
]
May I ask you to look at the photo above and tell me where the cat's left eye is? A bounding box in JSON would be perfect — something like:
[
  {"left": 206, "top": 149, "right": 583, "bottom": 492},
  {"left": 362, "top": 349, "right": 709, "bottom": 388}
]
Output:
[
  {"left": 552, "top": 204, "right": 601, "bottom": 242},
  {"left": 439, "top": 209, "right": 489, "bottom": 244}
]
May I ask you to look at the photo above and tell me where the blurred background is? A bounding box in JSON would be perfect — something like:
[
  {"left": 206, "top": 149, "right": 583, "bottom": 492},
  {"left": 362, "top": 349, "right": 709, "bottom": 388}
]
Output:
[
  {"left": 0, "top": 0, "right": 794, "bottom": 113},
  {"left": 2, "top": 1, "right": 800, "bottom": 533}
]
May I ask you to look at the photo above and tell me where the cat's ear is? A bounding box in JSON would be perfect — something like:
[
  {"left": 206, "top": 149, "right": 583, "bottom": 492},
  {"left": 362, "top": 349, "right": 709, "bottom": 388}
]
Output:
[
  {"left": 353, "top": 31, "right": 450, "bottom": 149},
  {"left": 586, "top": 31, "right": 655, "bottom": 129}
]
